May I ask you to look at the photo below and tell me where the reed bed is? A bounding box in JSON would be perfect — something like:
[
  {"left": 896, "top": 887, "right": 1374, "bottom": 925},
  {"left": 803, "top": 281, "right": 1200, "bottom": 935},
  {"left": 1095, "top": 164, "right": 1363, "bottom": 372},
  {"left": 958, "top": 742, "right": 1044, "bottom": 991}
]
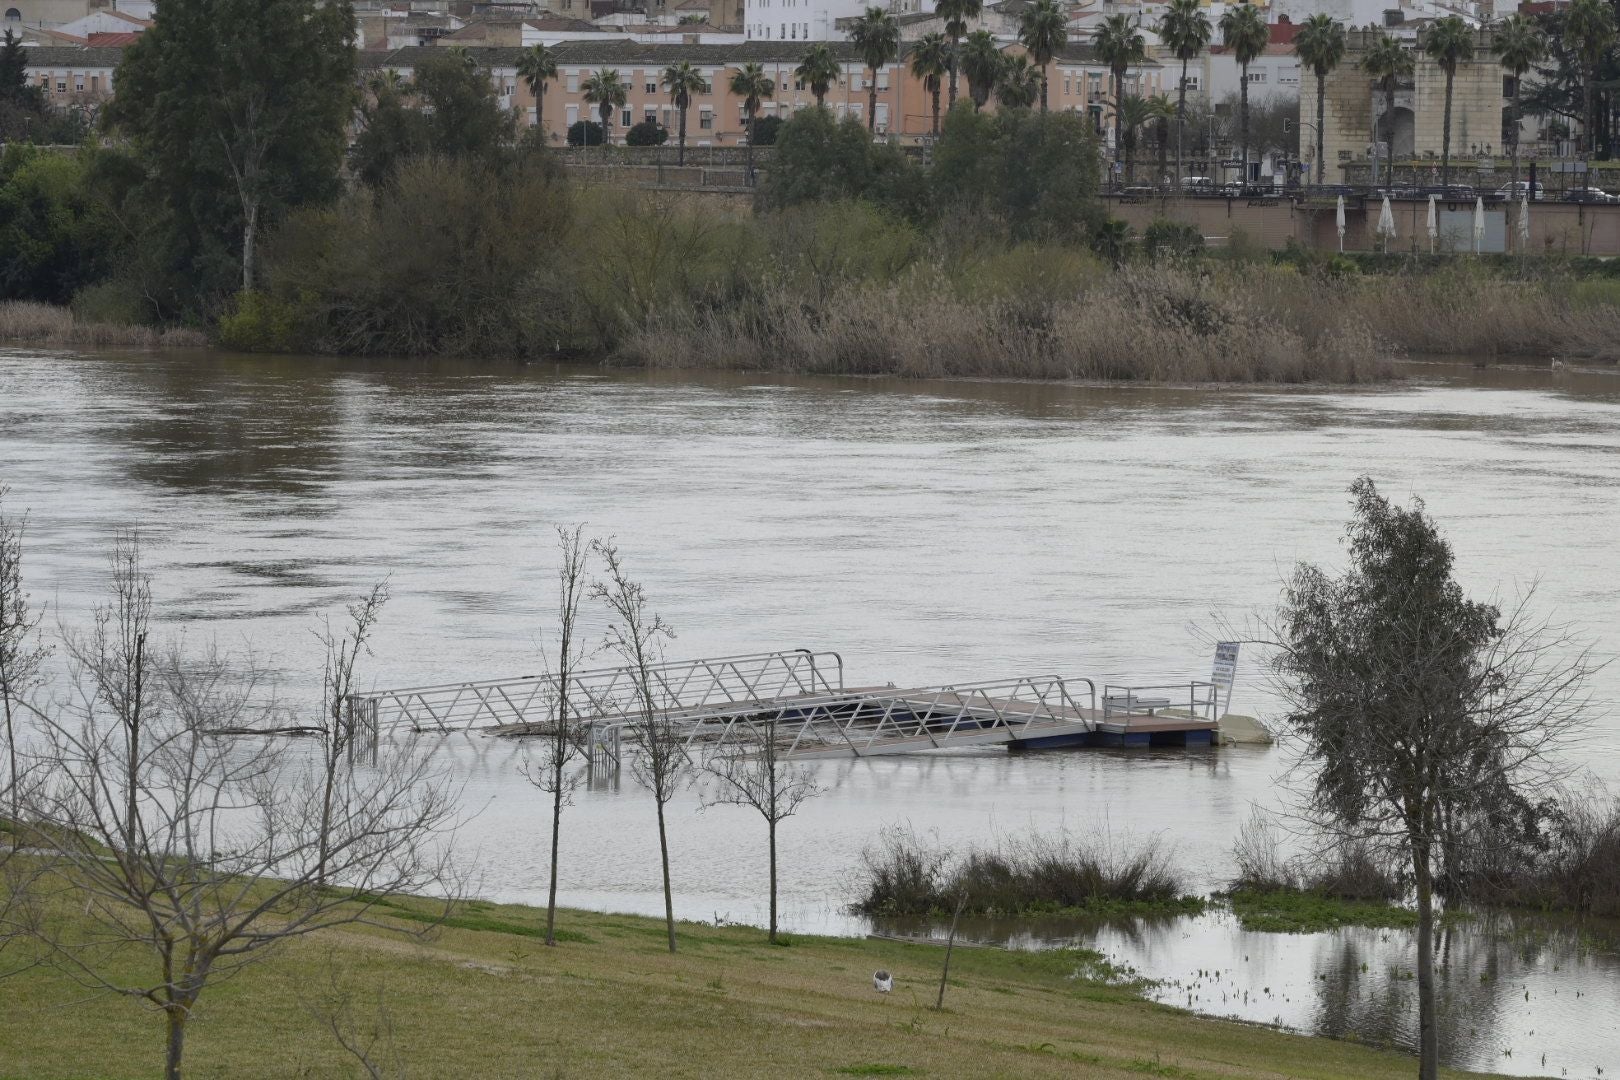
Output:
[
  {"left": 851, "top": 827, "right": 1195, "bottom": 917},
  {"left": 620, "top": 266, "right": 1390, "bottom": 384},
  {"left": 0, "top": 301, "right": 206, "bottom": 349}
]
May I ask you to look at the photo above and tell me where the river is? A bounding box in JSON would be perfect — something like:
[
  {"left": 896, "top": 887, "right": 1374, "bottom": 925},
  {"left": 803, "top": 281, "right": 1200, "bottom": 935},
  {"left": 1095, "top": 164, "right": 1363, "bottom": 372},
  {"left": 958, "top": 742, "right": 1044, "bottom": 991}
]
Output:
[{"left": 2, "top": 348, "right": 1618, "bottom": 1076}]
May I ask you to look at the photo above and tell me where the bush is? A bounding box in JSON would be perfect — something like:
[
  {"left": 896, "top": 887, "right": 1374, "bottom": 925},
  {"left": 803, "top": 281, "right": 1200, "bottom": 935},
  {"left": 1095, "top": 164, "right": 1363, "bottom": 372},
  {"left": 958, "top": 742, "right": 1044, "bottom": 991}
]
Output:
[
  {"left": 1141, "top": 218, "right": 1204, "bottom": 261},
  {"left": 216, "top": 290, "right": 302, "bottom": 352},
  {"left": 625, "top": 119, "right": 668, "bottom": 147},
  {"left": 932, "top": 105, "right": 1104, "bottom": 242},
  {"left": 749, "top": 115, "right": 784, "bottom": 146},
  {"left": 567, "top": 120, "right": 605, "bottom": 147},
  {"left": 761, "top": 108, "right": 929, "bottom": 223},
  {"left": 852, "top": 827, "right": 1195, "bottom": 917}
]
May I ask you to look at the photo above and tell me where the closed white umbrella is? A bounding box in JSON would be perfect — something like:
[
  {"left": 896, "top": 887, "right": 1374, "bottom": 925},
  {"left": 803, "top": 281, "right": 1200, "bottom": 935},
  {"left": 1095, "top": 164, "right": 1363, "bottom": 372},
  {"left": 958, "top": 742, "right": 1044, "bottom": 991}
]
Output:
[
  {"left": 1518, "top": 195, "right": 1531, "bottom": 251},
  {"left": 1336, "top": 195, "right": 1346, "bottom": 253},
  {"left": 1376, "top": 195, "right": 1396, "bottom": 250},
  {"left": 1473, "top": 195, "right": 1485, "bottom": 254},
  {"left": 1427, "top": 194, "right": 1438, "bottom": 254}
]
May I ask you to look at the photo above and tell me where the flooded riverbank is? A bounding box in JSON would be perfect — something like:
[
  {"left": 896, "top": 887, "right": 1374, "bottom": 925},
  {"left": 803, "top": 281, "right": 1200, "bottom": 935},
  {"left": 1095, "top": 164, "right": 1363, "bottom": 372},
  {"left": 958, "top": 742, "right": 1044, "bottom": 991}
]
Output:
[{"left": 2, "top": 347, "right": 1618, "bottom": 1073}]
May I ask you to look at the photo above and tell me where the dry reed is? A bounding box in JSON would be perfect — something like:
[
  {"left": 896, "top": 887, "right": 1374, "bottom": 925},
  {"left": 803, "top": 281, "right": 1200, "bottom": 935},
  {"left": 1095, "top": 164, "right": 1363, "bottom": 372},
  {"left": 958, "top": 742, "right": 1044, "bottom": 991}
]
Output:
[
  {"left": 619, "top": 265, "right": 1392, "bottom": 384},
  {"left": 0, "top": 301, "right": 207, "bottom": 350}
]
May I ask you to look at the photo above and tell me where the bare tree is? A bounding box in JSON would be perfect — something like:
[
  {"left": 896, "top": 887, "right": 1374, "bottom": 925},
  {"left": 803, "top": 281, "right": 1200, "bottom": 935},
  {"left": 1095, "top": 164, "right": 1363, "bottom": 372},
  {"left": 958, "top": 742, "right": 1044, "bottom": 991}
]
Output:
[
  {"left": 1269, "top": 477, "right": 1592, "bottom": 1080},
  {"left": 307, "top": 966, "right": 408, "bottom": 1080},
  {"left": 523, "top": 525, "right": 593, "bottom": 947},
  {"left": 591, "top": 539, "right": 683, "bottom": 954},
  {"left": 0, "top": 487, "right": 51, "bottom": 821},
  {"left": 314, "top": 581, "right": 390, "bottom": 885},
  {"left": 703, "top": 716, "right": 821, "bottom": 944},
  {"left": 21, "top": 542, "right": 458, "bottom": 1080}
]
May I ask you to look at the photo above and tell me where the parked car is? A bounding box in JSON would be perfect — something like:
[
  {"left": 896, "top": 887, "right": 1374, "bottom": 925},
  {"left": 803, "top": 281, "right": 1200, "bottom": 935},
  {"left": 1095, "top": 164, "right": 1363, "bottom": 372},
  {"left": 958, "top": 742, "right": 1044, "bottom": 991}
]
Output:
[
  {"left": 1565, "top": 186, "right": 1620, "bottom": 203},
  {"left": 1180, "top": 176, "right": 1215, "bottom": 194},
  {"left": 1494, "top": 180, "right": 1544, "bottom": 200}
]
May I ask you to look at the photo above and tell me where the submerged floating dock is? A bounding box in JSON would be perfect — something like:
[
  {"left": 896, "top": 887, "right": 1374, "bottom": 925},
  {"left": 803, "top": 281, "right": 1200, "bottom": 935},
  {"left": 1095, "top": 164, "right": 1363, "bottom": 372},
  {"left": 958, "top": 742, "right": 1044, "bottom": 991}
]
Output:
[{"left": 345, "top": 649, "right": 1221, "bottom": 761}]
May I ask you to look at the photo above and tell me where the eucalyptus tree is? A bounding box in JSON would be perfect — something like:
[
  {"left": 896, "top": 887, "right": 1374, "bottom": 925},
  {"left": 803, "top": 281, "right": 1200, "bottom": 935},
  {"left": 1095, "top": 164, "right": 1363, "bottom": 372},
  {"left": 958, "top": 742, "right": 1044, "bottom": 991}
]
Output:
[
  {"left": 662, "top": 61, "right": 706, "bottom": 166},
  {"left": 1492, "top": 15, "right": 1547, "bottom": 200},
  {"left": 1360, "top": 31, "right": 1413, "bottom": 189},
  {"left": 582, "top": 68, "right": 628, "bottom": 154},
  {"left": 1218, "top": 2, "right": 1268, "bottom": 187},
  {"left": 1565, "top": 0, "right": 1615, "bottom": 162},
  {"left": 1423, "top": 16, "right": 1475, "bottom": 190},
  {"left": 997, "top": 54, "right": 1041, "bottom": 109},
  {"left": 960, "top": 30, "right": 1002, "bottom": 111},
  {"left": 1017, "top": 0, "right": 1067, "bottom": 112},
  {"left": 1293, "top": 13, "right": 1345, "bottom": 190},
  {"left": 849, "top": 7, "right": 900, "bottom": 133},
  {"left": 729, "top": 61, "right": 775, "bottom": 181},
  {"left": 1094, "top": 14, "right": 1147, "bottom": 177},
  {"left": 936, "top": 0, "right": 982, "bottom": 107},
  {"left": 795, "top": 43, "right": 840, "bottom": 108},
  {"left": 517, "top": 43, "right": 558, "bottom": 137},
  {"left": 1272, "top": 477, "right": 1591, "bottom": 1080},
  {"left": 1157, "top": 0, "right": 1212, "bottom": 188},
  {"left": 910, "top": 32, "right": 952, "bottom": 135}
]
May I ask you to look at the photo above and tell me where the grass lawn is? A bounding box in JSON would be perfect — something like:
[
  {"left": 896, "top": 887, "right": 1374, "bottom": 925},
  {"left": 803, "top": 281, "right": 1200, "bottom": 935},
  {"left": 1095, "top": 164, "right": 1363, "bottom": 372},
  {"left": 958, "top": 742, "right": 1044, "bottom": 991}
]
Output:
[{"left": 0, "top": 896, "right": 1505, "bottom": 1079}]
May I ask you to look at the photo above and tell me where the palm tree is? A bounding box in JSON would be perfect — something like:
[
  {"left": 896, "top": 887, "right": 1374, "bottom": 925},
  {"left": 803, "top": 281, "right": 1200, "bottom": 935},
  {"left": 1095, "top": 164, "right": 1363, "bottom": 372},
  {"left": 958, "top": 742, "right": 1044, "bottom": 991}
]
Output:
[
  {"left": 1157, "top": 0, "right": 1212, "bottom": 190},
  {"left": 1147, "top": 93, "right": 1175, "bottom": 189},
  {"left": 1566, "top": 0, "right": 1616, "bottom": 166},
  {"left": 997, "top": 53, "right": 1041, "bottom": 110},
  {"left": 661, "top": 61, "right": 706, "bottom": 166},
  {"left": 582, "top": 68, "right": 628, "bottom": 154},
  {"left": 1491, "top": 15, "right": 1546, "bottom": 203},
  {"left": 960, "top": 30, "right": 1002, "bottom": 111},
  {"left": 1360, "top": 32, "right": 1413, "bottom": 190},
  {"left": 1218, "top": 2, "right": 1267, "bottom": 190},
  {"left": 849, "top": 6, "right": 900, "bottom": 134},
  {"left": 1094, "top": 14, "right": 1147, "bottom": 181},
  {"left": 729, "top": 61, "right": 774, "bottom": 183},
  {"left": 1117, "top": 93, "right": 1156, "bottom": 182},
  {"left": 517, "top": 44, "right": 558, "bottom": 139},
  {"left": 1293, "top": 14, "right": 1345, "bottom": 191},
  {"left": 1423, "top": 16, "right": 1474, "bottom": 191},
  {"left": 1018, "top": 0, "right": 1067, "bottom": 113},
  {"left": 910, "top": 32, "right": 952, "bottom": 135},
  {"left": 936, "top": 0, "right": 982, "bottom": 109},
  {"left": 795, "top": 43, "right": 840, "bottom": 109}
]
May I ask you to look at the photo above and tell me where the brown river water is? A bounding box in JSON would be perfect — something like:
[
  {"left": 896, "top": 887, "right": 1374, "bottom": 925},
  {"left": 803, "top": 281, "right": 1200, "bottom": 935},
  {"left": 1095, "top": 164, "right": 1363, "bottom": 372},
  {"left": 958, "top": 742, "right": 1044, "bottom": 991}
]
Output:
[{"left": 2, "top": 348, "right": 1618, "bottom": 1076}]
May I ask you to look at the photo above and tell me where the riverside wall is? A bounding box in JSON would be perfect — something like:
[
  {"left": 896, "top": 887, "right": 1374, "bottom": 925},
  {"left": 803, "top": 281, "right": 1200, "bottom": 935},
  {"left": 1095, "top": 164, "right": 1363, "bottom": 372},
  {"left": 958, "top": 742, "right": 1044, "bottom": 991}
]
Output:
[{"left": 1105, "top": 194, "right": 1620, "bottom": 257}]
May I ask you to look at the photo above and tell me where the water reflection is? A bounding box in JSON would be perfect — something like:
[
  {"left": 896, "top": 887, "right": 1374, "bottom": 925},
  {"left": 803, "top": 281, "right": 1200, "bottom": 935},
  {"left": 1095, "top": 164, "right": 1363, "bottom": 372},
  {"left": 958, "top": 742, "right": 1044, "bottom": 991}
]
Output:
[{"left": 873, "top": 907, "right": 1620, "bottom": 1077}]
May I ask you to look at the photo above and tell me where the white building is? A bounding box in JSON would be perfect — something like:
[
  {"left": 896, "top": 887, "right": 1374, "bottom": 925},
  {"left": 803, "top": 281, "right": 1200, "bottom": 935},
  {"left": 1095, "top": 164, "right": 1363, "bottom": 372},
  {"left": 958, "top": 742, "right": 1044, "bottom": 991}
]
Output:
[{"left": 746, "top": 0, "right": 879, "bottom": 42}]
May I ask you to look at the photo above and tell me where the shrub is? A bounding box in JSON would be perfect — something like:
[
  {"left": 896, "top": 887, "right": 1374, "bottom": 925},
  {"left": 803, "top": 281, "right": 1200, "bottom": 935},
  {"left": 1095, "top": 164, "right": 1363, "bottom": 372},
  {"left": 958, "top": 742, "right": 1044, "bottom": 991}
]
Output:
[
  {"left": 625, "top": 119, "right": 668, "bottom": 147},
  {"left": 1141, "top": 218, "right": 1204, "bottom": 261},
  {"left": 567, "top": 120, "right": 605, "bottom": 147},
  {"left": 749, "top": 114, "right": 784, "bottom": 146},
  {"left": 851, "top": 827, "right": 1194, "bottom": 917},
  {"left": 216, "top": 290, "right": 302, "bottom": 352}
]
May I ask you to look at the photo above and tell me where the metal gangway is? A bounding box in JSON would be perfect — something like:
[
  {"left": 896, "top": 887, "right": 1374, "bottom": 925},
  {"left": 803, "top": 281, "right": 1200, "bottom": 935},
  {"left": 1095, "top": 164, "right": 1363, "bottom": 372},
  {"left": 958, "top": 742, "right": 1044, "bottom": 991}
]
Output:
[{"left": 345, "top": 649, "right": 1218, "bottom": 763}]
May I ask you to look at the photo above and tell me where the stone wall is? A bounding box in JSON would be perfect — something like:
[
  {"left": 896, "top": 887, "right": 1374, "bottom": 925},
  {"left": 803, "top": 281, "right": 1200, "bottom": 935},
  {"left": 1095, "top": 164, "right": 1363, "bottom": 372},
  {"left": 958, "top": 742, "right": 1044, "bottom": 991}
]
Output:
[{"left": 1105, "top": 194, "right": 1620, "bottom": 256}]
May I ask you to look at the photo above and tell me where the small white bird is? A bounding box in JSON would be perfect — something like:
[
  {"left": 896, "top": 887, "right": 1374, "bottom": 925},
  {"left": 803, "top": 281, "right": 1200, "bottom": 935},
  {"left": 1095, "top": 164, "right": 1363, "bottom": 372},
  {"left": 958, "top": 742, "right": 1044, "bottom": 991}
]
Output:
[{"left": 873, "top": 970, "right": 893, "bottom": 993}]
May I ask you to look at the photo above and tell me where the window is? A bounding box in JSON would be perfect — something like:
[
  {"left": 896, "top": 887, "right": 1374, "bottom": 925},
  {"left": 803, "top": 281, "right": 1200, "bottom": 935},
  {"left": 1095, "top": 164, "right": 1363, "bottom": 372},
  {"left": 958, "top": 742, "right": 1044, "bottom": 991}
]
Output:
[
  {"left": 851, "top": 72, "right": 862, "bottom": 91},
  {"left": 1502, "top": 75, "right": 1516, "bottom": 98},
  {"left": 567, "top": 72, "right": 579, "bottom": 92},
  {"left": 877, "top": 69, "right": 888, "bottom": 90},
  {"left": 644, "top": 108, "right": 656, "bottom": 122},
  {"left": 2, "top": 7, "right": 18, "bottom": 20},
  {"left": 646, "top": 79, "right": 657, "bottom": 93},
  {"left": 621, "top": 107, "right": 632, "bottom": 127},
  {"left": 699, "top": 108, "right": 713, "bottom": 129},
  {"left": 802, "top": 22, "right": 807, "bottom": 36},
  {"left": 56, "top": 80, "right": 66, "bottom": 93},
  {"left": 75, "top": 77, "right": 85, "bottom": 92},
  {"left": 1247, "top": 71, "right": 1266, "bottom": 83}
]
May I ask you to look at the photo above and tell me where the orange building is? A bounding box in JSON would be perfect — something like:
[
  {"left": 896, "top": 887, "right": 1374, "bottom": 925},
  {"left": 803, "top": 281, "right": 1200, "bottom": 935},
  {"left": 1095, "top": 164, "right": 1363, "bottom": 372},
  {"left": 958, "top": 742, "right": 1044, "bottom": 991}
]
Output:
[{"left": 359, "top": 42, "right": 1164, "bottom": 147}]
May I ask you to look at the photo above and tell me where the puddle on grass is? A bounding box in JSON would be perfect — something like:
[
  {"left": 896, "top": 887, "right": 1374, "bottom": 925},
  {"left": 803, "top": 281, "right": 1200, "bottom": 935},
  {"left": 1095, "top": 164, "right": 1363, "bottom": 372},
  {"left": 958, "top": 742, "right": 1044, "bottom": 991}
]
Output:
[{"left": 872, "top": 908, "right": 1620, "bottom": 1078}]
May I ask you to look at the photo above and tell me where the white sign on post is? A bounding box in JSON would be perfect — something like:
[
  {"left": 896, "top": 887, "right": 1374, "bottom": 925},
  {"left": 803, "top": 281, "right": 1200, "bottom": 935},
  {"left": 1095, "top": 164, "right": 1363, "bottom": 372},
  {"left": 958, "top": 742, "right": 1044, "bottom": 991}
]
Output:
[{"left": 1211, "top": 642, "right": 1241, "bottom": 716}]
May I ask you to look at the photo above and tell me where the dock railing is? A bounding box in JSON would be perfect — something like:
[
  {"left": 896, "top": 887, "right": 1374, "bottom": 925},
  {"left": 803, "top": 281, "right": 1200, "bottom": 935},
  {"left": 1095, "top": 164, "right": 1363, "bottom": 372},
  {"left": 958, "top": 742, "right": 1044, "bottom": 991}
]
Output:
[
  {"left": 1100, "top": 681, "right": 1221, "bottom": 730},
  {"left": 346, "top": 648, "right": 845, "bottom": 739}
]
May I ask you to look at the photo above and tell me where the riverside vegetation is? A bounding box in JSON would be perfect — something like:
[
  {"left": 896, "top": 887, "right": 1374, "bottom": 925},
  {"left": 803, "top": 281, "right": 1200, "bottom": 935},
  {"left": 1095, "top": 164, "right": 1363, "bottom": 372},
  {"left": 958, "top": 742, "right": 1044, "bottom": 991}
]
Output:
[{"left": 4, "top": 21, "right": 1620, "bottom": 378}]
